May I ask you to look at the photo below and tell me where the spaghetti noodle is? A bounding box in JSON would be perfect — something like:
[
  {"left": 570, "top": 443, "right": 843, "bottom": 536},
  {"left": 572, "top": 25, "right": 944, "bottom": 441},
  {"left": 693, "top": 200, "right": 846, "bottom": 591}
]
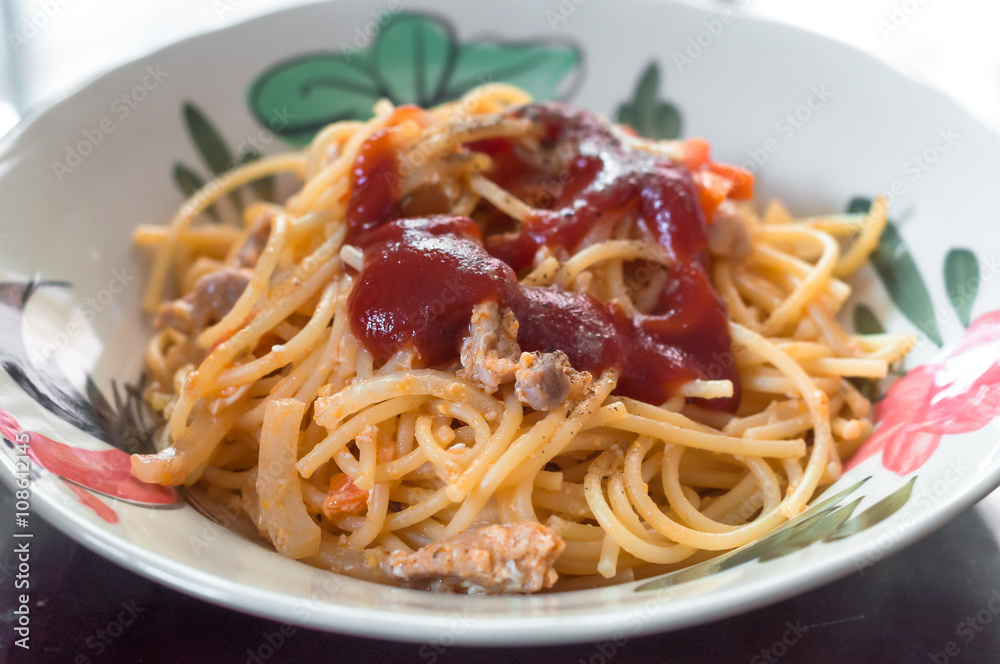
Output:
[{"left": 131, "top": 85, "right": 912, "bottom": 593}]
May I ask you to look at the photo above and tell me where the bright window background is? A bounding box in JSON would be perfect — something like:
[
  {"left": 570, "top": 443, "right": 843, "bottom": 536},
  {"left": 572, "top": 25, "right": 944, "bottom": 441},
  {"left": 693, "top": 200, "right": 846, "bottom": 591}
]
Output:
[{"left": 2, "top": 0, "right": 999, "bottom": 136}]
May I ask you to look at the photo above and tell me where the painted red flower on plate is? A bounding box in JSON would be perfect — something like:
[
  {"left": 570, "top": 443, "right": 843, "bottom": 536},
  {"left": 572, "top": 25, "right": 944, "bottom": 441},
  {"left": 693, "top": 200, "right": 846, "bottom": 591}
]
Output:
[
  {"left": 0, "top": 407, "right": 176, "bottom": 522},
  {"left": 847, "top": 311, "right": 1000, "bottom": 475}
]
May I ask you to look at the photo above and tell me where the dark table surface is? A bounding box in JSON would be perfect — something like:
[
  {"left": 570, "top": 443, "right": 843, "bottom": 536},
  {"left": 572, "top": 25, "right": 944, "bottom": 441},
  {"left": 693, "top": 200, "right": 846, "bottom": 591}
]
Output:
[{"left": 3, "top": 482, "right": 1000, "bottom": 664}]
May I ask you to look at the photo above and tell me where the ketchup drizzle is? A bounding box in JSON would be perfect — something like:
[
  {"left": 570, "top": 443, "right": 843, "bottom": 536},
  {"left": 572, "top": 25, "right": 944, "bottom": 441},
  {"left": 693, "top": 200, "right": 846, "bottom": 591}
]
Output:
[{"left": 344, "top": 103, "right": 740, "bottom": 409}]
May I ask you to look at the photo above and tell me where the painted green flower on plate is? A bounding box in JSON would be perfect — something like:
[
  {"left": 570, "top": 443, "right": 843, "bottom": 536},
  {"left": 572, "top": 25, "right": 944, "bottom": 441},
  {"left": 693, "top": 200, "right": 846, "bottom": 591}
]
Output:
[{"left": 248, "top": 12, "right": 582, "bottom": 146}]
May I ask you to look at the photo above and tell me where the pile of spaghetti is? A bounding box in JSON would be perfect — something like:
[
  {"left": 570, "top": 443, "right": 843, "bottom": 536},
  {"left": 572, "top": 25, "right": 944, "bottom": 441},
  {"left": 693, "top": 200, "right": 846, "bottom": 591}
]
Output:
[{"left": 131, "top": 85, "right": 913, "bottom": 593}]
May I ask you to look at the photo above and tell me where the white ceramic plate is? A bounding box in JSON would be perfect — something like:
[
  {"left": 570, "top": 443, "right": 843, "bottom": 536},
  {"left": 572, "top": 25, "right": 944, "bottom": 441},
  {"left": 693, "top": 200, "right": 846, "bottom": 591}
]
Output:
[{"left": 2, "top": 0, "right": 1000, "bottom": 645}]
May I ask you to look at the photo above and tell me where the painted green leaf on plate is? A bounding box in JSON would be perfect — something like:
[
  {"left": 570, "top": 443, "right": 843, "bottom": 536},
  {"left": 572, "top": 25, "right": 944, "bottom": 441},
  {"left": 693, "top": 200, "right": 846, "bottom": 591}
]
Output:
[
  {"left": 184, "top": 102, "right": 236, "bottom": 176},
  {"left": 172, "top": 162, "right": 205, "bottom": 199},
  {"left": 443, "top": 41, "right": 579, "bottom": 102},
  {"left": 248, "top": 13, "right": 582, "bottom": 147},
  {"left": 637, "top": 474, "right": 918, "bottom": 592},
  {"left": 825, "top": 476, "right": 916, "bottom": 541},
  {"left": 848, "top": 197, "right": 942, "bottom": 346},
  {"left": 756, "top": 498, "right": 864, "bottom": 562},
  {"left": 171, "top": 163, "right": 217, "bottom": 221},
  {"left": 251, "top": 56, "right": 382, "bottom": 145},
  {"left": 373, "top": 14, "right": 457, "bottom": 104},
  {"left": 944, "top": 248, "right": 979, "bottom": 327},
  {"left": 182, "top": 102, "right": 244, "bottom": 214},
  {"left": 615, "top": 63, "right": 681, "bottom": 140},
  {"left": 239, "top": 149, "right": 276, "bottom": 205},
  {"left": 173, "top": 105, "right": 278, "bottom": 220},
  {"left": 638, "top": 477, "right": 874, "bottom": 591},
  {"left": 853, "top": 303, "right": 886, "bottom": 335}
]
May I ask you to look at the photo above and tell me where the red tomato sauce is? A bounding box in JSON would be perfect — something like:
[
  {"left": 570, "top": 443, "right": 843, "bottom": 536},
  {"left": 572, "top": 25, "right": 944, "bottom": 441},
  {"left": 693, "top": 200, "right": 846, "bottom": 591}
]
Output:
[{"left": 344, "top": 103, "right": 739, "bottom": 409}]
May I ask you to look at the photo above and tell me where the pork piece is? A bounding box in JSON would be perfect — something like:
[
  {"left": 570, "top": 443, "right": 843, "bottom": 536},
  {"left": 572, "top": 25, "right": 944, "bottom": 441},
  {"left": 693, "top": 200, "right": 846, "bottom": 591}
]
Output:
[
  {"left": 155, "top": 267, "right": 251, "bottom": 335},
  {"left": 387, "top": 522, "right": 565, "bottom": 594},
  {"left": 515, "top": 351, "right": 592, "bottom": 411},
  {"left": 707, "top": 203, "right": 752, "bottom": 262},
  {"left": 149, "top": 337, "right": 204, "bottom": 390},
  {"left": 457, "top": 301, "right": 521, "bottom": 393},
  {"left": 233, "top": 214, "right": 273, "bottom": 268}
]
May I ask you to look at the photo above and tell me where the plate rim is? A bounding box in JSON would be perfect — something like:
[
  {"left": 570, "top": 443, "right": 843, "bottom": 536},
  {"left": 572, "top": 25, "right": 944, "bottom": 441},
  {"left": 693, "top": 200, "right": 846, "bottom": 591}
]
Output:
[{"left": 2, "top": 0, "right": 1000, "bottom": 645}]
